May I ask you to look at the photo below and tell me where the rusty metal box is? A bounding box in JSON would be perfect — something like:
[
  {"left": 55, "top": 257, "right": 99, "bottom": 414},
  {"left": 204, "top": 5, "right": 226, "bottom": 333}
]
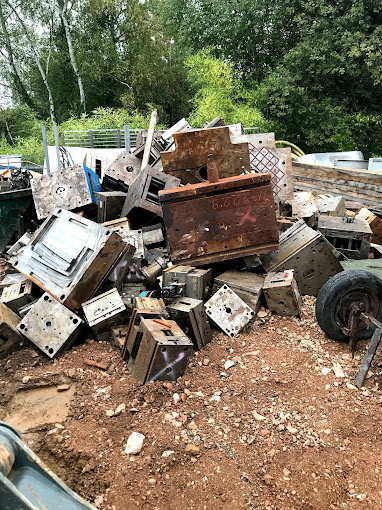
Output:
[
  {"left": 82, "top": 289, "right": 128, "bottom": 340},
  {"left": 159, "top": 173, "right": 279, "bottom": 265},
  {"left": 0, "top": 280, "right": 34, "bottom": 313},
  {"left": 212, "top": 270, "right": 264, "bottom": 313},
  {"left": 31, "top": 165, "right": 92, "bottom": 220},
  {"left": 261, "top": 219, "right": 343, "bottom": 296},
  {"left": 17, "top": 293, "right": 84, "bottom": 358},
  {"left": 95, "top": 191, "right": 126, "bottom": 223},
  {"left": 162, "top": 266, "right": 212, "bottom": 301},
  {"left": 0, "top": 303, "right": 24, "bottom": 358},
  {"left": 355, "top": 207, "right": 382, "bottom": 245},
  {"left": 167, "top": 297, "right": 212, "bottom": 350},
  {"left": 318, "top": 216, "right": 371, "bottom": 260},
  {"left": 205, "top": 285, "right": 255, "bottom": 337},
  {"left": 122, "top": 297, "right": 168, "bottom": 360},
  {"left": 120, "top": 166, "right": 180, "bottom": 226},
  {"left": 129, "top": 319, "right": 193, "bottom": 384},
  {"left": 263, "top": 269, "right": 302, "bottom": 317},
  {"left": 111, "top": 325, "right": 129, "bottom": 350},
  {"left": 9, "top": 208, "right": 129, "bottom": 309}
]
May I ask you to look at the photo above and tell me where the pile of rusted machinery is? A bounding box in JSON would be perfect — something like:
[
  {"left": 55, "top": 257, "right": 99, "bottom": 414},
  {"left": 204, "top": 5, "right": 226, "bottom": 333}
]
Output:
[{"left": 1, "top": 113, "right": 382, "bottom": 384}]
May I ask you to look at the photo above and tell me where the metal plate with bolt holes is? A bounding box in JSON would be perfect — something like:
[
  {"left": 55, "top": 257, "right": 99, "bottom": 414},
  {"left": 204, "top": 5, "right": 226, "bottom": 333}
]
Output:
[
  {"left": 17, "top": 293, "right": 83, "bottom": 358},
  {"left": 263, "top": 270, "right": 302, "bottom": 317},
  {"left": 105, "top": 151, "right": 142, "bottom": 186},
  {"left": 204, "top": 285, "right": 254, "bottom": 337},
  {"left": 82, "top": 289, "right": 126, "bottom": 327},
  {"left": 102, "top": 217, "right": 131, "bottom": 237},
  {"left": 9, "top": 208, "right": 127, "bottom": 309},
  {"left": 261, "top": 219, "right": 343, "bottom": 296},
  {"left": 31, "top": 165, "right": 92, "bottom": 220}
]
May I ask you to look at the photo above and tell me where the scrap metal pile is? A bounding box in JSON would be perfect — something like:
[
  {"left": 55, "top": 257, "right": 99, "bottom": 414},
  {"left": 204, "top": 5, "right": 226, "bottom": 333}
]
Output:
[{"left": 1, "top": 114, "right": 382, "bottom": 385}]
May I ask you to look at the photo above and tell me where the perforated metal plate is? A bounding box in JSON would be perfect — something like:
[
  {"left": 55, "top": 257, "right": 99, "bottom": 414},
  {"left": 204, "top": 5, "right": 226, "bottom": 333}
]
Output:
[
  {"left": 205, "top": 285, "right": 254, "bottom": 337},
  {"left": 17, "top": 293, "right": 83, "bottom": 358},
  {"left": 31, "top": 165, "right": 92, "bottom": 220}
]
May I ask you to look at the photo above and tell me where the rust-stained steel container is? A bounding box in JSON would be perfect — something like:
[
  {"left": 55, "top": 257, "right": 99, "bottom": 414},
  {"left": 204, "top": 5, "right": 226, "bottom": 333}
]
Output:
[
  {"left": 129, "top": 318, "right": 193, "bottom": 384},
  {"left": 159, "top": 164, "right": 279, "bottom": 265}
]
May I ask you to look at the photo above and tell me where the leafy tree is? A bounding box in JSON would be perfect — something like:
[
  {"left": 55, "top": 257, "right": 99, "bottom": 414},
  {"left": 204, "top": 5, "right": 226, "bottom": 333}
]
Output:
[
  {"left": 186, "top": 50, "right": 268, "bottom": 129},
  {"left": 257, "top": 1, "right": 382, "bottom": 155}
]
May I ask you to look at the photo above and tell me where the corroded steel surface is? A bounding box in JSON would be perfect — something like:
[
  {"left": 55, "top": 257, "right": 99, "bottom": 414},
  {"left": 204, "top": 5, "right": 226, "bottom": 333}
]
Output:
[
  {"left": 160, "top": 126, "right": 251, "bottom": 184},
  {"left": 159, "top": 173, "right": 279, "bottom": 265}
]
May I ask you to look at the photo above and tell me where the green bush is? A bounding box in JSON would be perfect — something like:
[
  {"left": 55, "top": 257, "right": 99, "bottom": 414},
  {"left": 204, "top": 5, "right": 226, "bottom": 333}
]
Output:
[
  {"left": 0, "top": 106, "right": 159, "bottom": 166},
  {"left": 186, "top": 50, "right": 269, "bottom": 130}
]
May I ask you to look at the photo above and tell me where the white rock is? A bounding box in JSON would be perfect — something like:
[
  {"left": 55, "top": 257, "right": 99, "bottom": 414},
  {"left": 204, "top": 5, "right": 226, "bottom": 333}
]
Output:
[
  {"left": 224, "top": 360, "right": 235, "bottom": 370},
  {"left": 252, "top": 411, "right": 266, "bottom": 421},
  {"left": 124, "top": 432, "right": 145, "bottom": 455},
  {"left": 321, "top": 367, "right": 331, "bottom": 375},
  {"left": 332, "top": 364, "right": 345, "bottom": 378},
  {"left": 114, "top": 403, "right": 126, "bottom": 416},
  {"left": 106, "top": 409, "right": 115, "bottom": 417},
  {"left": 346, "top": 383, "right": 358, "bottom": 390},
  {"left": 162, "top": 450, "right": 175, "bottom": 457},
  {"left": 173, "top": 393, "right": 180, "bottom": 403}
]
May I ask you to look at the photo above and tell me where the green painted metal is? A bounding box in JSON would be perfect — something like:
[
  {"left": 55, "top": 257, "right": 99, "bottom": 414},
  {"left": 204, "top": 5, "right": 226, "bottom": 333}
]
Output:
[
  {"left": 0, "top": 422, "right": 97, "bottom": 510},
  {"left": 341, "top": 259, "right": 382, "bottom": 281}
]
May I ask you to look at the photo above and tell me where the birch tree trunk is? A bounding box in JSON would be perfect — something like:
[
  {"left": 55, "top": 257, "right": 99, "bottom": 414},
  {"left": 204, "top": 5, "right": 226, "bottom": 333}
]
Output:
[
  {"left": 57, "top": 0, "right": 86, "bottom": 114},
  {"left": 0, "top": 0, "right": 33, "bottom": 109},
  {"left": 4, "top": 0, "right": 57, "bottom": 125}
]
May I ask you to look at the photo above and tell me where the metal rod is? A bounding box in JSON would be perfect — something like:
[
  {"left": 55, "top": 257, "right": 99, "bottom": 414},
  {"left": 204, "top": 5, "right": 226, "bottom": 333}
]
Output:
[
  {"left": 124, "top": 125, "right": 130, "bottom": 152},
  {"left": 41, "top": 125, "right": 50, "bottom": 174},
  {"left": 141, "top": 110, "right": 157, "bottom": 170},
  {"left": 355, "top": 328, "right": 382, "bottom": 388},
  {"left": 54, "top": 125, "right": 61, "bottom": 170}
]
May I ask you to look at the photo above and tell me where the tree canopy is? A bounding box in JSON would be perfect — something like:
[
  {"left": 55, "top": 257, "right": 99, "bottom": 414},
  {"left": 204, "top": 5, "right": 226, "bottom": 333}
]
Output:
[{"left": 1, "top": 0, "right": 382, "bottom": 158}]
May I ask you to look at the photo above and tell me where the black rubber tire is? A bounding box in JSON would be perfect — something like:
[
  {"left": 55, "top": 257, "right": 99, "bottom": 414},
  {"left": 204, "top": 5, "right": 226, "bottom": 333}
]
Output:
[{"left": 315, "top": 270, "right": 382, "bottom": 341}]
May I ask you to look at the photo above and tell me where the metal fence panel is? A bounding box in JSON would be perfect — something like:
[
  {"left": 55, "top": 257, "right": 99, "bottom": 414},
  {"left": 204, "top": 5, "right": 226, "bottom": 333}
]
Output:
[{"left": 61, "top": 127, "right": 258, "bottom": 148}]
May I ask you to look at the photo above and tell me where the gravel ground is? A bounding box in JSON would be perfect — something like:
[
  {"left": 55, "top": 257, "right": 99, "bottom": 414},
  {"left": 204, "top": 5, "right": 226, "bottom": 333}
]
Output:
[{"left": 1, "top": 296, "right": 382, "bottom": 510}]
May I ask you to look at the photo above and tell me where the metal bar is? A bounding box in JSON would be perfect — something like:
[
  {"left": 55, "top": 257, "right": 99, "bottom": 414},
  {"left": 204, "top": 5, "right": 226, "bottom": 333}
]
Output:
[
  {"left": 89, "top": 130, "right": 94, "bottom": 148},
  {"left": 54, "top": 125, "right": 61, "bottom": 170},
  {"left": 355, "top": 328, "right": 382, "bottom": 388},
  {"left": 41, "top": 125, "right": 50, "bottom": 174},
  {"left": 116, "top": 129, "right": 121, "bottom": 147},
  {"left": 141, "top": 110, "right": 157, "bottom": 170},
  {"left": 360, "top": 312, "right": 382, "bottom": 330},
  {"left": 124, "top": 125, "right": 130, "bottom": 152}
]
